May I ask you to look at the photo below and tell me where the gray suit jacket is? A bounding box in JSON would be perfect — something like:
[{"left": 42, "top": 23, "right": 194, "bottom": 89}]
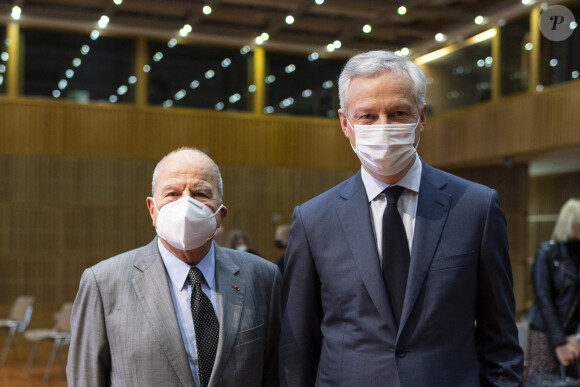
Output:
[
  {"left": 280, "top": 161, "right": 524, "bottom": 386},
  {"left": 67, "top": 238, "right": 281, "bottom": 387}
]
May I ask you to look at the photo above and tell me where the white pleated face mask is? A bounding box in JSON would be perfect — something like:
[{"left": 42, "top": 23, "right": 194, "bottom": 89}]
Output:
[
  {"left": 154, "top": 196, "right": 222, "bottom": 251},
  {"left": 348, "top": 117, "right": 421, "bottom": 176}
]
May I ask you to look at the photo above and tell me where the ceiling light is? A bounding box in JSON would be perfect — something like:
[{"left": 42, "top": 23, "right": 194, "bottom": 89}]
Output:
[
  {"left": 474, "top": 16, "right": 486, "bottom": 25},
  {"left": 315, "top": 0, "right": 324, "bottom": 4},
  {"left": 118, "top": 85, "right": 128, "bottom": 95},
  {"left": 261, "top": 32, "right": 269, "bottom": 41},
  {"left": 326, "top": 44, "right": 335, "bottom": 52},
  {"left": 363, "top": 24, "right": 372, "bottom": 33},
  {"left": 308, "top": 52, "right": 319, "bottom": 61},
  {"left": 255, "top": 36, "right": 264, "bottom": 44},
  {"left": 203, "top": 6, "right": 212, "bottom": 15},
  {"left": 400, "top": 47, "right": 410, "bottom": 56},
  {"left": 524, "top": 42, "right": 533, "bottom": 50},
  {"left": 90, "top": 30, "right": 100, "bottom": 40},
  {"left": 435, "top": 33, "right": 447, "bottom": 42},
  {"left": 98, "top": 15, "right": 109, "bottom": 29},
  {"left": 113, "top": 0, "right": 122, "bottom": 5},
  {"left": 398, "top": 6, "right": 407, "bottom": 15},
  {"left": 286, "top": 15, "right": 294, "bottom": 24},
  {"left": 180, "top": 24, "right": 192, "bottom": 37},
  {"left": 11, "top": 6, "right": 22, "bottom": 20}
]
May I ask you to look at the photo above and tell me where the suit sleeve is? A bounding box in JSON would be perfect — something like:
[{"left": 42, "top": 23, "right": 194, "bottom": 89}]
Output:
[
  {"left": 66, "top": 268, "right": 111, "bottom": 387},
  {"left": 263, "top": 266, "right": 282, "bottom": 387},
  {"left": 475, "top": 190, "right": 524, "bottom": 386},
  {"left": 279, "top": 205, "right": 322, "bottom": 387}
]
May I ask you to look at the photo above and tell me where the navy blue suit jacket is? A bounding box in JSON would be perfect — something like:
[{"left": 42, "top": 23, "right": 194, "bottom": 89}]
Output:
[{"left": 279, "top": 161, "right": 523, "bottom": 386}]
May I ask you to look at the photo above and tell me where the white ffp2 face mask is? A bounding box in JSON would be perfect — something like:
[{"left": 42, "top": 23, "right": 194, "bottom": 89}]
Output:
[
  {"left": 154, "top": 196, "right": 222, "bottom": 251},
  {"left": 348, "top": 118, "right": 420, "bottom": 176}
]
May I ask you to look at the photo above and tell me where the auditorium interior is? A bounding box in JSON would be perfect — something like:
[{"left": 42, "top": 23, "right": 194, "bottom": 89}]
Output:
[{"left": 0, "top": 0, "right": 579, "bottom": 384}]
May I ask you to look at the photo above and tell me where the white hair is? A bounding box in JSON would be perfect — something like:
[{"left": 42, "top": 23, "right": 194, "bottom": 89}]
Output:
[{"left": 151, "top": 147, "right": 223, "bottom": 198}]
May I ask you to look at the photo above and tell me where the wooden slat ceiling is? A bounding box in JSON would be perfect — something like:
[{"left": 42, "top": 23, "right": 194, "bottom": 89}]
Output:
[{"left": 3, "top": 0, "right": 532, "bottom": 56}]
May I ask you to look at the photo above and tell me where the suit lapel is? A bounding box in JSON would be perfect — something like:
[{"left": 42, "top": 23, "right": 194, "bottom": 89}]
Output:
[
  {"left": 337, "top": 172, "right": 397, "bottom": 328},
  {"left": 132, "top": 239, "right": 195, "bottom": 387},
  {"left": 398, "top": 163, "right": 451, "bottom": 333},
  {"left": 210, "top": 246, "right": 244, "bottom": 385}
]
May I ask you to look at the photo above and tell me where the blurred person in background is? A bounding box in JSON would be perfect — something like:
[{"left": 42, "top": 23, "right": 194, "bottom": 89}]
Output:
[
  {"left": 274, "top": 224, "right": 290, "bottom": 274},
  {"left": 527, "top": 198, "right": 580, "bottom": 382},
  {"left": 228, "top": 228, "right": 261, "bottom": 257}
]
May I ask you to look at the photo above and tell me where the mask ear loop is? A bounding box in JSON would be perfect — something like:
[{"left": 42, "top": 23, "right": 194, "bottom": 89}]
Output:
[{"left": 208, "top": 204, "right": 224, "bottom": 242}]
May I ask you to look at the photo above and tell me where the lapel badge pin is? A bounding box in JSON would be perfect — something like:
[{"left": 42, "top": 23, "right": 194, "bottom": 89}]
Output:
[{"left": 233, "top": 285, "right": 240, "bottom": 291}]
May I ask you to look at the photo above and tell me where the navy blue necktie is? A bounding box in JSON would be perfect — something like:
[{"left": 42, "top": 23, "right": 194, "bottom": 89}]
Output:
[
  {"left": 382, "top": 185, "right": 410, "bottom": 325},
  {"left": 188, "top": 267, "right": 219, "bottom": 387}
]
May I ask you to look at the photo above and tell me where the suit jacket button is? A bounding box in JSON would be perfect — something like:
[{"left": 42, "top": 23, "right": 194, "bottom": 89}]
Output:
[{"left": 396, "top": 349, "right": 406, "bottom": 358}]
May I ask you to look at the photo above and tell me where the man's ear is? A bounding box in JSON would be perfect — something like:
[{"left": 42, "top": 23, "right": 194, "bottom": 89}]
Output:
[{"left": 146, "top": 197, "right": 157, "bottom": 226}]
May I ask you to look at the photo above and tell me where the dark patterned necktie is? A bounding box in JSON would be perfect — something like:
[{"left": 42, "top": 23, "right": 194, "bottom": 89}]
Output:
[
  {"left": 188, "top": 267, "right": 219, "bottom": 387},
  {"left": 382, "top": 185, "right": 410, "bottom": 325}
]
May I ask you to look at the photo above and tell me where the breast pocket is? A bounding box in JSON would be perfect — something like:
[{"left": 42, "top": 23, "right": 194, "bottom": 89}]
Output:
[
  {"left": 234, "top": 323, "right": 264, "bottom": 347},
  {"left": 429, "top": 251, "right": 477, "bottom": 271}
]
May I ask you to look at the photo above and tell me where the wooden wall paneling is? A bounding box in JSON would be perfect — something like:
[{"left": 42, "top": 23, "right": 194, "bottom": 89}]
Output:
[
  {"left": 421, "top": 81, "right": 580, "bottom": 169},
  {"left": 447, "top": 164, "right": 529, "bottom": 315}
]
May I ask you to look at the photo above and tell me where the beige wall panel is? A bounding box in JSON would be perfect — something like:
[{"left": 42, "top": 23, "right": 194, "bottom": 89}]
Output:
[
  {"left": 422, "top": 80, "right": 580, "bottom": 168},
  {"left": 447, "top": 164, "right": 529, "bottom": 315}
]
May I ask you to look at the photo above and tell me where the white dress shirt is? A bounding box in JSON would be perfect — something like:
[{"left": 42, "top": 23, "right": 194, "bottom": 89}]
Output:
[
  {"left": 158, "top": 239, "right": 219, "bottom": 387},
  {"left": 360, "top": 155, "right": 422, "bottom": 266}
]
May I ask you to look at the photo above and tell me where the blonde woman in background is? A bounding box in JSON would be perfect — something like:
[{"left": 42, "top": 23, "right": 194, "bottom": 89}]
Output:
[{"left": 527, "top": 198, "right": 580, "bottom": 383}]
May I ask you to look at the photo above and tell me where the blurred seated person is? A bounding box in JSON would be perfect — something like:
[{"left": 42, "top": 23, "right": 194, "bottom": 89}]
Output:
[
  {"left": 274, "top": 225, "right": 290, "bottom": 274},
  {"left": 228, "top": 229, "right": 261, "bottom": 257},
  {"left": 527, "top": 198, "right": 580, "bottom": 381}
]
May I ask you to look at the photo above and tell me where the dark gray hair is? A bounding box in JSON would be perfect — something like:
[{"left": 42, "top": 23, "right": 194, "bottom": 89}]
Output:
[
  {"left": 151, "top": 147, "right": 223, "bottom": 199},
  {"left": 338, "top": 50, "right": 426, "bottom": 116}
]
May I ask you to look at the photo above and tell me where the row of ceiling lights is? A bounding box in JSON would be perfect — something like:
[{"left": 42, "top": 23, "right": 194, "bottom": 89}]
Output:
[{"left": 3, "top": 0, "right": 565, "bottom": 108}]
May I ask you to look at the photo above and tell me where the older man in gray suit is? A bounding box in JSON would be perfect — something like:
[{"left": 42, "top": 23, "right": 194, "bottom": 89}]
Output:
[{"left": 67, "top": 147, "right": 281, "bottom": 387}]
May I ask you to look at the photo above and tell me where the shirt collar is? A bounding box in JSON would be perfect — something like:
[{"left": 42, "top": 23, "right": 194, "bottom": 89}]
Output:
[
  {"left": 158, "top": 238, "right": 217, "bottom": 291},
  {"left": 360, "top": 154, "right": 422, "bottom": 202}
]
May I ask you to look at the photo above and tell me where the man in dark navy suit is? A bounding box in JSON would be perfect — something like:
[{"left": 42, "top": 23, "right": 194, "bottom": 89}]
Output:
[{"left": 279, "top": 50, "right": 524, "bottom": 387}]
